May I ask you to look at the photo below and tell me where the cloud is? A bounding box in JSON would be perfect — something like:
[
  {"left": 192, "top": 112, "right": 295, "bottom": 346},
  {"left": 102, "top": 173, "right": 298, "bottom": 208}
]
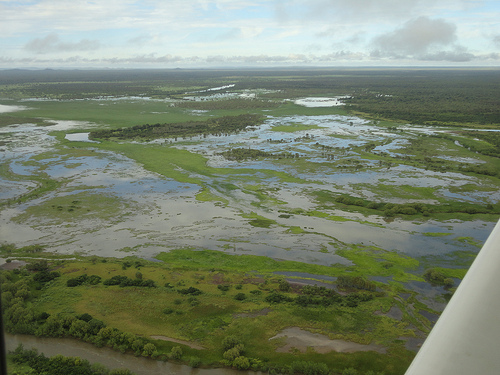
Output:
[
  {"left": 418, "top": 49, "right": 475, "bottom": 62},
  {"left": 493, "top": 35, "right": 500, "bottom": 47},
  {"left": 372, "top": 17, "right": 457, "bottom": 57},
  {"left": 24, "top": 33, "right": 101, "bottom": 54}
]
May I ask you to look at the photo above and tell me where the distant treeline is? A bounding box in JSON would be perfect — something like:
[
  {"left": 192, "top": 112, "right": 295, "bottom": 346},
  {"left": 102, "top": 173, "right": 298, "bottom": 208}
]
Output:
[
  {"left": 314, "top": 191, "right": 500, "bottom": 218},
  {"left": 3, "top": 69, "right": 498, "bottom": 126},
  {"left": 89, "top": 114, "right": 264, "bottom": 140},
  {"left": 218, "top": 147, "right": 300, "bottom": 161}
]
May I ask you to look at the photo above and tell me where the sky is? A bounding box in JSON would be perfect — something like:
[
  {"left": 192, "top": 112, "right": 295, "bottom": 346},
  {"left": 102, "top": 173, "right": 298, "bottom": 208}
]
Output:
[{"left": 1, "top": 0, "right": 499, "bottom": 69}]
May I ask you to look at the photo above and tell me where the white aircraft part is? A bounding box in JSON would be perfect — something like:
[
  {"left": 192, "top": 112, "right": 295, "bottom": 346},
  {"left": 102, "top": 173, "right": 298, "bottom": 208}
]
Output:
[{"left": 405, "top": 219, "right": 500, "bottom": 375}]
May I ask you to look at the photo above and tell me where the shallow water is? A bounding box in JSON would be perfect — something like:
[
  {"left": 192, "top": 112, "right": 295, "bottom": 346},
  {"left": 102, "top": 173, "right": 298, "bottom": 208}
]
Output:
[{"left": 0, "top": 111, "right": 493, "bottom": 266}]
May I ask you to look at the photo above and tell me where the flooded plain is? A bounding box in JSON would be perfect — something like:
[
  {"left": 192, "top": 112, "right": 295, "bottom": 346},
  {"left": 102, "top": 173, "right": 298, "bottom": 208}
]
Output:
[{"left": 0, "top": 100, "right": 495, "bottom": 267}]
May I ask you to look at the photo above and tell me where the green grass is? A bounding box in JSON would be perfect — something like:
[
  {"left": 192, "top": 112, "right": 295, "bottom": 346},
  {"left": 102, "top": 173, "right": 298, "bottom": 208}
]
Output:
[
  {"left": 422, "top": 232, "right": 453, "bottom": 237},
  {"left": 21, "top": 254, "right": 417, "bottom": 374},
  {"left": 12, "top": 191, "right": 130, "bottom": 226},
  {"left": 11, "top": 99, "right": 204, "bottom": 129}
]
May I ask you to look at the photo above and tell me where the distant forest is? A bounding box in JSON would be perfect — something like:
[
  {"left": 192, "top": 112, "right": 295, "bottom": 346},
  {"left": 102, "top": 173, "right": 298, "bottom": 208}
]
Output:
[
  {"left": 1, "top": 68, "right": 499, "bottom": 126},
  {"left": 89, "top": 114, "right": 265, "bottom": 140}
]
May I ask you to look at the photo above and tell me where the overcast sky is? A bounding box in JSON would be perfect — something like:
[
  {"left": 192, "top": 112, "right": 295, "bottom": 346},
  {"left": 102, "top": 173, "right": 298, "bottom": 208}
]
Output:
[{"left": 1, "top": 0, "right": 499, "bottom": 68}]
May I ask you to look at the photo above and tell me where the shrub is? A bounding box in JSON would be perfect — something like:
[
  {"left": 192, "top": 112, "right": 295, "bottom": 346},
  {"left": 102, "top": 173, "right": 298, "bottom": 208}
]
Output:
[
  {"left": 189, "top": 356, "right": 201, "bottom": 368},
  {"left": 217, "top": 284, "right": 231, "bottom": 292},
  {"left": 234, "top": 293, "right": 246, "bottom": 301},
  {"left": 169, "top": 346, "right": 182, "bottom": 360},
  {"left": 222, "top": 335, "right": 241, "bottom": 351},
  {"left": 233, "top": 356, "right": 250, "bottom": 370},
  {"left": 342, "top": 368, "right": 359, "bottom": 375},
  {"left": 177, "top": 286, "right": 202, "bottom": 295}
]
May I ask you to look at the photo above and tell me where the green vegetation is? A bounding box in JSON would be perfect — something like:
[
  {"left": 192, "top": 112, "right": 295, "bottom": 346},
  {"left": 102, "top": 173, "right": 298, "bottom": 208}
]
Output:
[
  {"left": 89, "top": 114, "right": 265, "bottom": 141},
  {"left": 1, "top": 249, "right": 450, "bottom": 374},
  {"left": 312, "top": 190, "right": 500, "bottom": 221},
  {"left": 8, "top": 345, "right": 135, "bottom": 375},
  {"left": 1, "top": 68, "right": 499, "bottom": 375}
]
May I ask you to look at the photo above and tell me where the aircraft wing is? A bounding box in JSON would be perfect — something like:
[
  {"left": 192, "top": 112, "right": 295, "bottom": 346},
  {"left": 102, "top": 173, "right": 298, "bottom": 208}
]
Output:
[{"left": 404, "top": 218, "right": 500, "bottom": 375}]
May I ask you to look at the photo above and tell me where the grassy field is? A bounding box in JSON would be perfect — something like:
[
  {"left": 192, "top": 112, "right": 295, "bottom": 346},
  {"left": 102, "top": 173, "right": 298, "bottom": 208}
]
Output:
[{"left": 2, "top": 249, "right": 445, "bottom": 374}]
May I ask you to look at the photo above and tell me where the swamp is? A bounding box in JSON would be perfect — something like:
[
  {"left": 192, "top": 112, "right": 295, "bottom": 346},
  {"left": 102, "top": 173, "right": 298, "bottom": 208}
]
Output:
[{"left": 1, "top": 68, "right": 500, "bottom": 375}]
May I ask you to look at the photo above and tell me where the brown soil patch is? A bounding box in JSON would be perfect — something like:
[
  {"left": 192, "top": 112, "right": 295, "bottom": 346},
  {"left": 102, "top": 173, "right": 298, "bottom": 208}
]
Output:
[
  {"left": 270, "top": 327, "right": 386, "bottom": 354},
  {"left": 150, "top": 336, "right": 205, "bottom": 350}
]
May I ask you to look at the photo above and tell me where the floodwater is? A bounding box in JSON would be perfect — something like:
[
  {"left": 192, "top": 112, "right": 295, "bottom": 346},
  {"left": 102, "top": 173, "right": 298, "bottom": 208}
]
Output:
[{"left": 0, "top": 105, "right": 495, "bottom": 265}]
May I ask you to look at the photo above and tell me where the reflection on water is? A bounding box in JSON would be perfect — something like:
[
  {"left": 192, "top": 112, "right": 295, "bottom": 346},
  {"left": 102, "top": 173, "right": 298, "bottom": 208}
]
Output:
[{"left": 0, "top": 112, "right": 493, "bottom": 265}]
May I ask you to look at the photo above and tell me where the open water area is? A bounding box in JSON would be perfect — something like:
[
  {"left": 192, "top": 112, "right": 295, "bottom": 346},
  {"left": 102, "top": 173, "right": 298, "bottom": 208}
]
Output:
[{"left": 0, "top": 100, "right": 495, "bottom": 264}]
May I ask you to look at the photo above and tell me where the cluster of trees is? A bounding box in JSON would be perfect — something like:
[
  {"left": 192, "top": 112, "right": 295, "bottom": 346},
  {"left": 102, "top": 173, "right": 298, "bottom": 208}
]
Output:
[
  {"left": 337, "top": 276, "right": 377, "bottom": 292},
  {"left": 67, "top": 274, "right": 101, "bottom": 287},
  {"left": 89, "top": 114, "right": 264, "bottom": 141},
  {"left": 218, "top": 147, "right": 300, "bottom": 161},
  {"left": 1, "top": 268, "right": 158, "bottom": 358},
  {"left": 102, "top": 275, "right": 156, "bottom": 288},
  {"left": 9, "top": 344, "right": 135, "bottom": 375},
  {"left": 423, "top": 269, "right": 454, "bottom": 288},
  {"left": 264, "top": 287, "right": 374, "bottom": 308},
  {"left": 461, "top": 131, "right": 500, "bottom": 158},
  {"left": 67, "top": 274, "right": 155, "bottom": 288},
  {"left": 332, "top": 192, "right": 499, "bottom": 218}
]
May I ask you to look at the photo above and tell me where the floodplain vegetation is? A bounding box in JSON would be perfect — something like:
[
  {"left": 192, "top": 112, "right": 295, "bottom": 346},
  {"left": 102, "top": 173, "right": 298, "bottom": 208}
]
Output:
[
  {"left": 1, "top": 68, "right": 499, "bottom": 375},
  {"left": 1, "top": 242, "right": 469, "bottom": 375}
]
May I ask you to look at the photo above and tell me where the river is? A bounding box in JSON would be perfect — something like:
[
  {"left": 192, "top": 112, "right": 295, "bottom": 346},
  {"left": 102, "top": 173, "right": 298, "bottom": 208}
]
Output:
[{"left": 5, "top": 334, "right": 261, "bottom": 375}]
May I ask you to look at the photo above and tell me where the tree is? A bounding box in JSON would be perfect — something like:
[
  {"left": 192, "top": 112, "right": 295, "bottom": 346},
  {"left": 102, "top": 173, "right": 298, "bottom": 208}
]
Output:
[
  {"left": 169, "top": 346, "right": 182, "bottom": 360},
  {"left": 142, "top": 343, "right": 156, "bottom": 357},
  {"left": 233, "top": 356, "right": 250, "bottom": 370}
]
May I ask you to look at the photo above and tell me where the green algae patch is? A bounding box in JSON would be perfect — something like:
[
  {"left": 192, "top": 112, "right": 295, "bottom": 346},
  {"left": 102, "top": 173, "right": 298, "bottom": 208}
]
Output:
[
  {"left": 286, "top": 226, "right": 305, "bottom": 234},
  {"left": 241, "top": 212, "right": 277, "bottom": 228},
  {"left": 455, "top": 236, "right": 483, "bottom": 248},
  {"left": 423, "top": 232, "right": 453, "bottom": 237},
  {"left": 195, "top": 187, "right": 228, "bottom": 204},
  {"left": 156, "top": 249, "right": 344, "bottom": 275},
  {"left": 336, "top": 245, "right": 421, "bottom": 283}
]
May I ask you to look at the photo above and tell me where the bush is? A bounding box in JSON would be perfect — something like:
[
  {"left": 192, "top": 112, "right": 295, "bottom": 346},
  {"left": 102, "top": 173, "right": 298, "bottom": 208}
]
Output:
[
  {"left": 265, "top": 292, "right": 291, "bottom": 304},
  {"left": 234, "top": 293, "right": 246, "bottom": 301},
  {"left": 217, "top": 284, "right": 231, "bottom": 292},
  {"left": 169, "top": 346, "right": 182, "bottom": 360},
  {"left": 342, "top": 368, "right": 359, "bottom": 375},
  {"left": 189, "top": 356, "right": 201, "bottom": 368},
  {"left": 33, "top": 270, "right": 60, "bottom": 283},
  {"left": 177, "top": 286, "right": 202, "bottom": 295},
  {"left": 233, "top": 356, "right": 250, "bottom": 370},
  {"left": 222, "top": 335, "right": 241, "bottom": 351}
]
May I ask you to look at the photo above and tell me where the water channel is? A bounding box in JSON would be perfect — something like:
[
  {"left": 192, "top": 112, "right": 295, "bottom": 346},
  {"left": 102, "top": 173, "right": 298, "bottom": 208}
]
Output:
[{"left": 6, "top": 334, "right": 261, "bottom": 375}]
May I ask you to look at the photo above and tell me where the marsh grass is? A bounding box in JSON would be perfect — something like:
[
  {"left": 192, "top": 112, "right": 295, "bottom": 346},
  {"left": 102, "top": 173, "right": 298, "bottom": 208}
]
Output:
[{"left": 12, "top": 191, "right": 129, "bottom": 226}]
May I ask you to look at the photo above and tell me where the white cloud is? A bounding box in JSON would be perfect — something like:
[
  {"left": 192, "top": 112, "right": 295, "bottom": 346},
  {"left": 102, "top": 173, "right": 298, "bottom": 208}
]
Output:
[
  {"left": 24, "top": 33, "right": 101, "bottom": 54},
  {"left": 372, "top": 17, "right": 457, "bottom": 56}
]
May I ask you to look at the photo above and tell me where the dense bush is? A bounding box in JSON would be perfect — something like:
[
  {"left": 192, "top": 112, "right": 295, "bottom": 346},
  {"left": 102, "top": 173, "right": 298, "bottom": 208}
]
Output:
[
  {"left": 337, "top": 275, "right": 376, "bottom": 292},
  {"left": 177, "top": 286, "right": 202, "bottom": 295},
  {"left": 423, "top": 269, "right": 454, "bottom": 288},
  {"left": 103, "top": 275, "right": 155, "bottom": 288},
  {"left": 67, "top": 274, "right": 101, "bottom": 287}
]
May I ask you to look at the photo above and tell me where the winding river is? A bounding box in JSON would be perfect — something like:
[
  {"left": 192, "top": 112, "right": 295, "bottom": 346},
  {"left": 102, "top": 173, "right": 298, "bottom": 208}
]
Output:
[{"left": 6, "top": 334, "right": 261, "bottom": 375}]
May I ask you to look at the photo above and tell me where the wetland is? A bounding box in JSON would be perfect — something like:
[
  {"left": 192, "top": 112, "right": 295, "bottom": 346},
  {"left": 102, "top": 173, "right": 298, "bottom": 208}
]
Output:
[{"left": 1, "top": 68, "right": 499, "bottom": 375}]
